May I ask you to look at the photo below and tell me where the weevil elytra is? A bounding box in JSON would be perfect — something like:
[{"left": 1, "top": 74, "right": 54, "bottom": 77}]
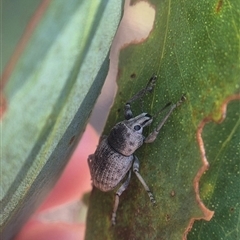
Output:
[{"left": 88, "top": 75, "right": 186, "bottom": 225}]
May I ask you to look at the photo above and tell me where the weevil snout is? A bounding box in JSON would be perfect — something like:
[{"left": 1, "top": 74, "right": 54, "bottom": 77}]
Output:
[
  {"left": 139, "top": 113, "right": 153, "bottom": 128},
  {"left": 144, "top": 113, "right": 152, "bottom": 118},
  {"left": 126, "top": 113, "right": 153, "bottom": 133},
  {"left": 142, "top": 113, "right": 153, "bottom": 127}
]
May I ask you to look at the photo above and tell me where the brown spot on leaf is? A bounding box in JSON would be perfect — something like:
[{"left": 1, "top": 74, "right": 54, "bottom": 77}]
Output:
[
  {"left": 183, "top": 94, "right": 240, "bottom": 240},
  {"left": 0, "top": 94, "right": 7, "bottom": 118},
  {"left": 216, "top": 0, "right": 223, "bottom": 13},
  {"left": 130, "top": 73, "right": 136, "bottom": 79},
  {"left": 166, "top": 214, "right": 171, "bottom": 221},
  {"left": 230, "top": 207, "right": 234, "bottom": 213},
  {"left": 170, "top": 190, "right": 175, "bottom": 197},
  {"left": 69, "top": 135, "right": 76, "bottom": 146}
]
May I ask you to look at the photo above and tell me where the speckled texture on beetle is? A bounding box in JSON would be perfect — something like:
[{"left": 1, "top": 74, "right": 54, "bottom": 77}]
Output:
[{"left": 88, "top": 75, "right": 186, "bottom": 225}]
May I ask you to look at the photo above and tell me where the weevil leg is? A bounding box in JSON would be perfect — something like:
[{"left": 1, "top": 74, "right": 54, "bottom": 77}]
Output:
[
  {"left": 133, "top": 156, "right": 156, "bottom": 204},
  {"left": 112, "top": 170, "right": 132, "bottom": 225},
  {"left": 144, "top": 95, "right": 186, "bottom": 143},
  {"left": 124, "top": 75, "right": 157, "bottom": 120}
]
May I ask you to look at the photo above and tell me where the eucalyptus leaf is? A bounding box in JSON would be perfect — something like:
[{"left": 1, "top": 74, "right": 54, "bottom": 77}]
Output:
[
  {"left": 1, "top": 0, "right": 123, "bottom": 239},
  {"left": 86, "top": 0, "right": 239, "bottom": 239},
  {"left": 188, "top": 99, "right": 240, "bottom": 240}
]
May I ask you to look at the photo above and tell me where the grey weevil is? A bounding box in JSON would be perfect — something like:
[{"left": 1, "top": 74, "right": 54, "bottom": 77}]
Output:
[{"left": 88, "top": 75, "right": 186, "bottom": 225}]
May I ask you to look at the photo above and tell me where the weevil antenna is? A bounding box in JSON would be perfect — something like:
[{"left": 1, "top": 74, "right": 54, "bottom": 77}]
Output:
[{"left": 152, "top": 102, "right": 172, "bottom": 118}]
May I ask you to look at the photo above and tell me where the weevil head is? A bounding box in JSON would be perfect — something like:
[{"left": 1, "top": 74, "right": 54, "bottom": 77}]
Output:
[
  {"left": 125, "top": 112, "right": 153, "bottom": 132},
  {"left": 107, "top": 113, "right": 152, "bottom": 156}
]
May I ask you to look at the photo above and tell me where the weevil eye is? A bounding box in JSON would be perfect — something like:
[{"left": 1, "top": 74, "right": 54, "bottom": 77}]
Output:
[{"left": 134, "top": 125, "right": 141, "bottom": 131}]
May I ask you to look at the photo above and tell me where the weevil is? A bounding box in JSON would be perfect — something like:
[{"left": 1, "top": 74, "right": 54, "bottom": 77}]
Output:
[{"left": 88, "top": 75, "right": 186, "bottom": 225}]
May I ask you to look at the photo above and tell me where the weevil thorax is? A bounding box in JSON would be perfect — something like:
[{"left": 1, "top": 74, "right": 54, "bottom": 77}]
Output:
[{"left": 107, "top": 113, "right": 153, "bottom": 156}]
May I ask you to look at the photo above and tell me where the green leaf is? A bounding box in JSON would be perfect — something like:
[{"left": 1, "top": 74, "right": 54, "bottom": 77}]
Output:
[
  {"left": 188, "top": 98, "right": 240, "bottom": 239},
  {"left": 86, "top": 0, "right": 239, "bottom": 239},
  {"left": 1, "top": 0, "right": 123, "bottom": 239}
]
